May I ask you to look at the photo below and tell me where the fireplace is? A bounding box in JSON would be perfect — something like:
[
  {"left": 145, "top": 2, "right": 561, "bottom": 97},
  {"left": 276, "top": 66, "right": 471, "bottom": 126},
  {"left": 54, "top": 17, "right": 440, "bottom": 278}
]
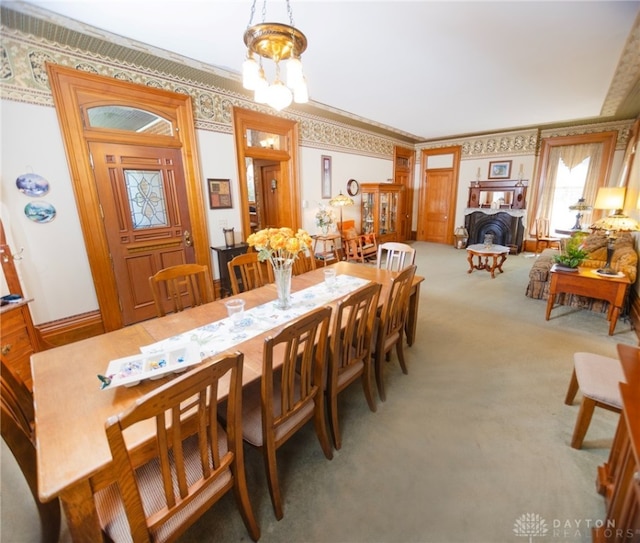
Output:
[{"left": 464, "top": 209, "right": 525, "bottom": 253}]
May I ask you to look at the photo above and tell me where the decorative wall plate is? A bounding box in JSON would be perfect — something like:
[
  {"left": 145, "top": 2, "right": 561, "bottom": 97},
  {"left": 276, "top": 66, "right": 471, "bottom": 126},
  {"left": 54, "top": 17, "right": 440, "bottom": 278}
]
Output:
[
  {"left": 24, "top": 201, "right": 56, "bottom": 223},
  {"left": 16, "top": 173, "right": 50, "bottom": 197},
  {"left": 347, "top": 178, "right": 359, "bottom": 196}
]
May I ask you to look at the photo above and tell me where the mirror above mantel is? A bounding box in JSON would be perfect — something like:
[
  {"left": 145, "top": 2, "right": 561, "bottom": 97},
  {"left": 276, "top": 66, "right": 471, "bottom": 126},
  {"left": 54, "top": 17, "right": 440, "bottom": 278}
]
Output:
[{"left": 467, "top": 179, "right": 528, "bottom": 210}]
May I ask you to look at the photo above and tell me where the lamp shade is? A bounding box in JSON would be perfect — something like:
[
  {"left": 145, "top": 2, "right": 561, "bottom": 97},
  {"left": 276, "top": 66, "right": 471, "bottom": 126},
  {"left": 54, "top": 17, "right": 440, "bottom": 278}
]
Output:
[
  {"left": 329, "top": 192, "right": 354, "bottom": 207},
  {"left": 594, "top": 187, "right": 626, "bottom": 211}
]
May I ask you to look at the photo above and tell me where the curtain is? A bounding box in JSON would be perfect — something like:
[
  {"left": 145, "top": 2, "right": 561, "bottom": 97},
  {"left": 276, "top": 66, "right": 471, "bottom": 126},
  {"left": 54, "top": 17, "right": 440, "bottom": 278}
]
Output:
[{"left": 532, "top": 142, "right": 604, "bottom": 234}]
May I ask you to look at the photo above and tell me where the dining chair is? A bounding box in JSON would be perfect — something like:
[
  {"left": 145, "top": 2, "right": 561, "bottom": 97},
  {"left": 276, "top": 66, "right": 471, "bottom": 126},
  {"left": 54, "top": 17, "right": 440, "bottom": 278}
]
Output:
[
  {"left": 237, "top": 306, "right": 333, "bottom": 520},
  {"left": 149, "top": 263, "right": 214, "bottom": 317},
  {"left": 327, "top": 282, "right": 382, "bottom": 449},
  {"left": 373, "top": 264, "right": 417, "bottom": 402},
  {"left": 0, "top": 358, "right": 61, "bottom": 543},
  {"left": 564, "top": 351, "right": 625, "bottom": 449},
  {"left": 228, "top": 252, "right": 273, "bottom": 294},
  {"left": 376, "top": 242, "right": 416, "bottom": 271},
  {"left": 94, "top": 352, "right": 260, "bottom": 542},
  {"left": 292, "top": 247, "right": 317, "bottom": 276},
  {"left": 535, "top": 217, "right": 562, "bottom": 254}
]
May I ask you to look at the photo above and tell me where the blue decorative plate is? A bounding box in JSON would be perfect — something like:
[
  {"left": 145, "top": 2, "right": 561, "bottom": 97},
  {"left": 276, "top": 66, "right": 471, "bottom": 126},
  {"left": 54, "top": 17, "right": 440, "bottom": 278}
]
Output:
[
  {"left": 24, "top": 201, "right": 56, "bottom": 223},
  {"left": 16, "top": 173, "right": 50, "bottom": 197}
]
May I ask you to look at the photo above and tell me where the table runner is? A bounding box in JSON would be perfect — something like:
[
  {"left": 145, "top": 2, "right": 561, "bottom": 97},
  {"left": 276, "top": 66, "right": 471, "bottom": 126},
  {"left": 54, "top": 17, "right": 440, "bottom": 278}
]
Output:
[{"left": 140, "top": 274, "right": 370, "bottom": 359}]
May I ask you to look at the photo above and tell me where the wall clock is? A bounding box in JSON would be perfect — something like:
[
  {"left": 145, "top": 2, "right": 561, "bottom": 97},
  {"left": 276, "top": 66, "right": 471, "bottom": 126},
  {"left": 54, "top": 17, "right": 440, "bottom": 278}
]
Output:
[{"left": 347, "top": 179, "right": 359, "bottom": 196}]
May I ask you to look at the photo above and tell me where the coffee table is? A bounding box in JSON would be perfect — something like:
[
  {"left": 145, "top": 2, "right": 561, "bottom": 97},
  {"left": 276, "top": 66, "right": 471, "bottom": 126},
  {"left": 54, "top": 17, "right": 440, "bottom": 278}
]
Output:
[
  {"left": 466, "top": 243, "right": 510, "bottom": 278},
  {"left": 546, "top": 264, "right": 631, "bottom": 335}
]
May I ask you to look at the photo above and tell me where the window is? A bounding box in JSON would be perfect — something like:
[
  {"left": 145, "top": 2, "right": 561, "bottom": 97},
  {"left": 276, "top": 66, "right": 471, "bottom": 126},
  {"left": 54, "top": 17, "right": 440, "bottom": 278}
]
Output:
[{"left": 531, "top": 132, "right": 617, "bottom": 234}]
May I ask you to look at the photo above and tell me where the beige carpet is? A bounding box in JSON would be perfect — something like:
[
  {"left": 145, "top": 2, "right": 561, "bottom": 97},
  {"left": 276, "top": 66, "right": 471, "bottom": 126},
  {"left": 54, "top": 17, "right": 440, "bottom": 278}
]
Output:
[{"left": 2, "top": 241, "right": 635, "bottom": 543}]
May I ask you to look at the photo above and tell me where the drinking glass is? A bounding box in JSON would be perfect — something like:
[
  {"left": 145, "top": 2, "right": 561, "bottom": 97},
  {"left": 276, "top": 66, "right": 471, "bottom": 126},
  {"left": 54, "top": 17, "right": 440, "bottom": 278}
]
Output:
[{"left": 224, "top": 299, "right": 245, "bottom": 329}]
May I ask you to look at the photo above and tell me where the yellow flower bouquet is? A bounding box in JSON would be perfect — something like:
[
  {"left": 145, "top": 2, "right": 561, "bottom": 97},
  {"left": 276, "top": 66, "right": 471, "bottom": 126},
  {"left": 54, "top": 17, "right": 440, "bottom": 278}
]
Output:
[
  {"left": 247, "top": 227, "right": 313, "bottom": 267},
  {"left": 246, "top": 227, "right": 313, "bottom": 309}
]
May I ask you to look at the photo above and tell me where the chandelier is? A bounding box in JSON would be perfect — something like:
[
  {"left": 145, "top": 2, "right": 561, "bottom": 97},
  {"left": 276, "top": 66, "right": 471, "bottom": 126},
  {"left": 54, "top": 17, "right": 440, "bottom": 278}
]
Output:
[{"left": 242, "top": 0, "right": 309, "bottom": 111}]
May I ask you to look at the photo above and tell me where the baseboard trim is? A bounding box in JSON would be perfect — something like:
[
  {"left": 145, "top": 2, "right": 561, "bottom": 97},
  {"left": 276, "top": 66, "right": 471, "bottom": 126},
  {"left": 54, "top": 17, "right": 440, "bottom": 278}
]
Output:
[{"left": 36, "top": 310, "right": 105, "bottom": 348}]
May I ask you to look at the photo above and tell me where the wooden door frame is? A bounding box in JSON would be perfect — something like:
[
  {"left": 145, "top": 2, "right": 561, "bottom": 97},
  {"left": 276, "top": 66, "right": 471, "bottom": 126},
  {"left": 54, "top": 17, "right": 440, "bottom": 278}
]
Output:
[
  {"left": 394, "top": 145, "right": 415, "bottom": 240},
  {"left": 46, "top": 64, "right": 209, "bottom": 332},
  {"left": 417, "top": 145, "right": 461, "bottom": 244},
  {"left": 232, "top": 107, "right": 301, "bottom": 237}
]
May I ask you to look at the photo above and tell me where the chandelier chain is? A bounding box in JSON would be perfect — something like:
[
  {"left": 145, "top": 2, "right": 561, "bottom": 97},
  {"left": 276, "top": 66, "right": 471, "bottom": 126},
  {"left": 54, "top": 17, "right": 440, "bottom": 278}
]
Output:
[
  {"left": 247, "top": 0, "right": 257, "bottom": 28},
  {"left": 261, "top": 0, "right": 267, "bottom": 23},
  {"left": 286, "top": 0, "right": 295, "bottom": 26}
]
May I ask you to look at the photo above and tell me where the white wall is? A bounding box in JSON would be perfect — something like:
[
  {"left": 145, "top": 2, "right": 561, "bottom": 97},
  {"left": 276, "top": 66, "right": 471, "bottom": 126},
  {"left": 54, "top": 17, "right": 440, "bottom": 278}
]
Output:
[
  {"left": 1, "top": 101, "right": 98, "bottom": 324},
  {"left": 0, "top": 100, "right": 392, "bottom": 325}
]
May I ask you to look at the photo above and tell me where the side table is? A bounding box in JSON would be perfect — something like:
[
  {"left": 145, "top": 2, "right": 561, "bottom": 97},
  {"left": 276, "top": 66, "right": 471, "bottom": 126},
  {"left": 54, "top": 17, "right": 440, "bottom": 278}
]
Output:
[
  {"left": 211, "top": 243, "right": 249, "bottom": 297},
  {"left": 545, "top": 265, "right": 630, "bottom": 335},
  {"left": 312, "top": 233, "right": 342, "bottom": 266},
  {"left": 466, "top": 244, "right": 509, "bottom": 278}
]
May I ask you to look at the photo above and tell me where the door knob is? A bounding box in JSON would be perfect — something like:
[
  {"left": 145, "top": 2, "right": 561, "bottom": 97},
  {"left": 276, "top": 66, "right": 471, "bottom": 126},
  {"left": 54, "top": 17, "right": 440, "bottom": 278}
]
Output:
[{"left": 183, "top": 230, "right": 192, "bottom": 247}]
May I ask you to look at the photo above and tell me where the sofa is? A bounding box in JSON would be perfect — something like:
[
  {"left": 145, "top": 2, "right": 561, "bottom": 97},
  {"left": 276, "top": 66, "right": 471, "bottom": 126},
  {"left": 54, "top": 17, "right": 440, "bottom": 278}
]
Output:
[{"left": 525, "top": 230, "right": 638, "bottom": 313}]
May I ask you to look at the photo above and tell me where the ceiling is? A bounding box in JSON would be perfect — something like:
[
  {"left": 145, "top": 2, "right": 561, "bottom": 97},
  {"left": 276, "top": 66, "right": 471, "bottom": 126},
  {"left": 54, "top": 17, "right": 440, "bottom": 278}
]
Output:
[{"left": 9, "top": 0, "right": 640, "bottom": 142}]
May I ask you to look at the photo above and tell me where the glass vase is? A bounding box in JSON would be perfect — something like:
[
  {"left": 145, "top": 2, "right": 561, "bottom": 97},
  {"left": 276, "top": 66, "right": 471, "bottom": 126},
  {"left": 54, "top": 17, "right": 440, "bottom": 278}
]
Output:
[{"left": 272, "top": 258, "right": 293, "bottom": 309}]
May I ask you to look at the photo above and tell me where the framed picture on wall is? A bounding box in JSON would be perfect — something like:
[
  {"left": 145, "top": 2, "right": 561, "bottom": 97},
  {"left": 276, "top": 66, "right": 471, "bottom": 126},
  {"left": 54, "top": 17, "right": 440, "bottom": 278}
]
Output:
[
  {"left": 208, "top": 178, "right": 232, "bottom": 209},
  {"left": 321, "top": 155, "right": 332, "bottom": 199},
  {"left": 488, "top": 160, "right": 512, "bottom": 179}
]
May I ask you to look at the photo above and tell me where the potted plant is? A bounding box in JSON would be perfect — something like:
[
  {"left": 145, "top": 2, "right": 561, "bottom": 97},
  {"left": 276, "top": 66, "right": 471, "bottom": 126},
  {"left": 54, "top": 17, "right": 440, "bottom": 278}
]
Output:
[{"left": 553, "top": 232, "right": 589, "bottom": 270}]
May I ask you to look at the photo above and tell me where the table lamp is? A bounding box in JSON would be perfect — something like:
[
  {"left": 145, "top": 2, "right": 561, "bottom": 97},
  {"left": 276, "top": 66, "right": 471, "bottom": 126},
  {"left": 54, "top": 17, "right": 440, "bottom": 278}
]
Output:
[
  {"left": 568, "top": 197, "right": 592, "bottom": 230},
  {"left": 329, "top": 191, "right": 354, "bottom": 230},
  {"left": 590, "top": 187, "right": 639, "bottom": 275}
]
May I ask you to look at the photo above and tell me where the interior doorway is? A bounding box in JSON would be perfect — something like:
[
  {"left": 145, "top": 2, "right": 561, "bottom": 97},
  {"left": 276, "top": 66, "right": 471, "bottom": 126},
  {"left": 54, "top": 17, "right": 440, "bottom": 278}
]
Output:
[
  {"left": 232, "top": 107, "right": 302, "bottom": 237},
  {"left": 417, "top": 146, "right": 461, "bottom": 245}
]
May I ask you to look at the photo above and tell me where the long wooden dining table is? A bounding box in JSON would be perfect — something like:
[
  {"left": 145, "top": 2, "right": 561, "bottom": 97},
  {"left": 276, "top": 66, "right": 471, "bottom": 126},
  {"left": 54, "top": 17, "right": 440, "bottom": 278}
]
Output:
[{"left": 31, "top": 262, "right": 423, "bottom": 542}]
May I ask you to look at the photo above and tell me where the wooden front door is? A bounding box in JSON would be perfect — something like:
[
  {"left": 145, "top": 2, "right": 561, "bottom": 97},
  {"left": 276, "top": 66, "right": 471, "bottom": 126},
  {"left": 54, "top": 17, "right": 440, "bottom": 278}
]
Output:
[{"left": 90, "top": 142, "right": 194, "bottom": 324}]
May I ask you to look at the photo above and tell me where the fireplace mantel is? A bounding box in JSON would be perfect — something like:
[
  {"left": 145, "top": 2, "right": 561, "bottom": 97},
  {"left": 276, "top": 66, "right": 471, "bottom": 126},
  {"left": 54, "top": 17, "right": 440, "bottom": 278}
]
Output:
[{"left": 464, "top": 208, "right": 526, "bottom": 218}]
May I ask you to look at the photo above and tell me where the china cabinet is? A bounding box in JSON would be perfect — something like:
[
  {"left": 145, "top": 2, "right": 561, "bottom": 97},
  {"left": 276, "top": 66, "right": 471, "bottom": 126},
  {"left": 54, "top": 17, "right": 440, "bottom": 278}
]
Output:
[{"left": 360, "top": 183, "right": 403, "bottom": 243}]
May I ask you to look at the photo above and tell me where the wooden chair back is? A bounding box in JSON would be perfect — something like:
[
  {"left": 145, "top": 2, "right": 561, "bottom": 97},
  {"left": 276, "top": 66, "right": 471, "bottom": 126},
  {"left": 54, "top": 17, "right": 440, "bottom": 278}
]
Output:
[
  {"left": 535, "top": 218, "right": 562, "bottom": 253},
  {"left": 292, "top": 247, "right": 317, "bottom": 276},
  {"left": 149, "top": 263, "right": 214, "bottom": 317},
  {"left": 228, "top": 252, "right": 272, "bottom": 294},
  {"left": 98, "top": 352, "right": 260, "bottom": 542},
  {"left": 327, "top": 282, "right": 381, "bottom": 449},
  {"left": 373, "top": 265, "right": 417, "bottom": 401},
  {"left": 0, "top": 358, "right": 61, "bottom": 543},
  {"left": 376, "top": 242, "right": 416, "bottom": 271},
  {"left": 242, "top": 306, "right": 333, "bottom": 520}
]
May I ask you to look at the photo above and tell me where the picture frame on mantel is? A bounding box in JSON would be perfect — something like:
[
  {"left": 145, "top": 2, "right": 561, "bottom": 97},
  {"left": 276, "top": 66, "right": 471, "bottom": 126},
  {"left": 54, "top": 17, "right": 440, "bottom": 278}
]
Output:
[
  {"left": 488, "top": 160, "right": 512, "bottom": 179},
  {"left": 208, "top": 178, "right": 232, "bottom": 209}
]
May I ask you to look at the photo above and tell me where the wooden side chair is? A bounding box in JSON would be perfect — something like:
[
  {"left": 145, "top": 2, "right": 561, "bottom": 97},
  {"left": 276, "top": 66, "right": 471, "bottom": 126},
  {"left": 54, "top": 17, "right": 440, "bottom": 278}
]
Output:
[
  {"left": 564, "top": 351, "right": 625, "bottom": 449},
  {"left": 376, "top": 242, "right": 416, "bottom": 271},
  {"left": 228, "top": 252, "right": 272, "bottom": 294},
  {"left": 236, "top": 306, "right": 333, "bottom": 520},
  {"left": 149, "top": 263, "right": 214, "bottom": 317},
  {"left": 535, "top": 217, "right": 562, "bottom": 254},
  {"left": 94, "top": 352, "right": 260, "bottom": 542},
  {"left": 0, "top": 358, "right": 61, "bottom": 543},
  {"left": 292, "top": 247, "right": 317, "bottom": 276},
  {"left": 373, "top": 265, "right": 417, "bottom": 401},
  {"left": 327, "top": 282, "right": 381, "bottom": 449}
]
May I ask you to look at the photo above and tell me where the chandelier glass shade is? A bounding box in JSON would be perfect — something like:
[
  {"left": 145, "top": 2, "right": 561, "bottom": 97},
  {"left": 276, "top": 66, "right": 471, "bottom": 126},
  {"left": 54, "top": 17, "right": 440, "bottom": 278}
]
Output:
[{"left": 242, "top": 1, "right": 309, "bottom": 111}]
